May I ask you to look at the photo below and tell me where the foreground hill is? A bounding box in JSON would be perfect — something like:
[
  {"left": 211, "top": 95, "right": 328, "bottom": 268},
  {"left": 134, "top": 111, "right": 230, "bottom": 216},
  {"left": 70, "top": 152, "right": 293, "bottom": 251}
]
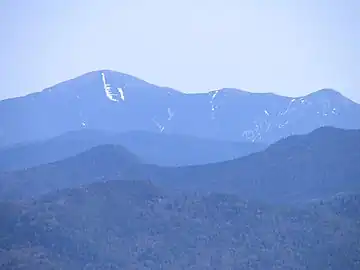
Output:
[
  {"left": 0, "top": 144, "right": 143, "bottom": 201},
  {"left": 1, "top": 127, "right": 359, "bottom": 203},
  {"left": 0, "top": 130, "right": 266, "bottom": 171},
  {"left": 155, "top": 127, "right": 360, "bottom": 202},
  {"left": 1, "top": 70, "right": 360, "bottom": 146},
  {"left": 0, "top": 180, "right": 359, "bottom": 269}
]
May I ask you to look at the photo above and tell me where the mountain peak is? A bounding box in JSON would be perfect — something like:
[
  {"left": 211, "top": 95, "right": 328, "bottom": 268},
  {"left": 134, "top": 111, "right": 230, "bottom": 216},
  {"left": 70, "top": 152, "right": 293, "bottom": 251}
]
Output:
[
  {"left": 78, "top": 69, "right": 149, "bottom": 84},
  {"left": 304, "top": 88, "right": 358, "bottom": 106},
  {"left": 1, "top": 70, "right": 360, "bottom": 146},
  {"left": 74, "top": 144, "right": 142, "bottom": 164},
  {"left": 309, "top": 88, "right": 343, "bottom": 98}
]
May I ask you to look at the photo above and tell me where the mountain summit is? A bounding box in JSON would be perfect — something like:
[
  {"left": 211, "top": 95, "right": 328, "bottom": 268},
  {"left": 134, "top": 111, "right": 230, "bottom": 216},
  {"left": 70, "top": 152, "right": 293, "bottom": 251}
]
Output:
[{"left": 1, "top": 70, "right": 359, "bottom": 146}]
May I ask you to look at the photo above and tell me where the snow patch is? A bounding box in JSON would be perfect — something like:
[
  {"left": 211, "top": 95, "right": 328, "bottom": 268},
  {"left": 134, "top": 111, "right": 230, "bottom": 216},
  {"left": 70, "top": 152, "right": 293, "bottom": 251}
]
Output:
[
  {"left": 101, "top": 73, "right": 124, "bottom": 102},
  {"left": 281, "top": 99, "right": 296, "bottom": 116},
  {"left": 101, "top": 73, "right": 117, "bottom": 102},
  {"left": 278, "top": 120, "right": 289, "bottom": 129},
  {"left": 117, "top": 87, "right": 125, "bottom": 101},
  {"left": 266, "top": 122, "right": 271, "bottom": 132},
  {"left": 81, "top": 122, "right": 86, "bottom": 127},
  {"left": 242, "top": 130, "right": 255, "bottom": 141},
  {"left": 242, "top": 119, "right": 275, "bottom": 141},
  {"left": 264, "top": 110, "right": 270, "bottom": 116},
  {"left": 211, "top": 90, "right": 219, "bottom": 100},
  {"left": 152, "top": 118, "right": 165, "bottom": 132},
  {"left": 243, "top": 122, "right": 262, "bottom": 142},
  {"left": 167, "top": 108, "right": 174, "bottom": 120},
  {"left": 209, "top": 90, "right": 220, "bottom": 119}
]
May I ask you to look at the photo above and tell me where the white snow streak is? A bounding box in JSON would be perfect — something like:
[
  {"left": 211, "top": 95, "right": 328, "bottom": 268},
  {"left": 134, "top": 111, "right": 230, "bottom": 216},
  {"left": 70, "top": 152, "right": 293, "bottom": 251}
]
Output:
[
  {"left": 278, "top": 120, "right": 289, "bottom": 129},
  {"left": 211, "top": 90, "right": 219, "bottom": 100},
  {"left": 101, "top": 73, "right": 125, "bottom": 102},
  {"left": 152, "top": 119, "right": 165, "bottom": 132},
  {"left": 101, "top": 73, "right": 118, "bottom": 102},
  {"left": 281, "top": 99, "right": 296, "bottom": 115},
  {"left": 264, "top": 110, "right": 270, "bottom": 116},
  {"left": 242, "top": 121, "right": 263, "bottom": 142},
  {"left": 209, "top": 90, "right": 220, "bottom": 119},
  {"left": 242, "top": 130, "right": 255, "bottom": 141},
  {"left": 265, "top": 122, "right": 271, "bottom": 132},
  {"left": 167, "top": 108, "right": 174, "bottom": 120},
  {"left": 117, "top": 87, "right": 125, "bottom": 101}
]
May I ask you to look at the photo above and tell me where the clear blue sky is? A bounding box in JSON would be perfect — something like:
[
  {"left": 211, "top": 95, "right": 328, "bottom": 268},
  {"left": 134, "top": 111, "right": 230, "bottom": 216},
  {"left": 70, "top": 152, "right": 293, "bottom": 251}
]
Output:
[{"left": 1, "top": 0, "right": 359, "bottom": 102}]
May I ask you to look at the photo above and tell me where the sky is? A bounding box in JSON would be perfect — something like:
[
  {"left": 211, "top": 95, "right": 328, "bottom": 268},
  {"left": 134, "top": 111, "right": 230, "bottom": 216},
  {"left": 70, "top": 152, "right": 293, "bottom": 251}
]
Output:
[{"left": 0, "top": 0, "right": 359, "bottom": 102}]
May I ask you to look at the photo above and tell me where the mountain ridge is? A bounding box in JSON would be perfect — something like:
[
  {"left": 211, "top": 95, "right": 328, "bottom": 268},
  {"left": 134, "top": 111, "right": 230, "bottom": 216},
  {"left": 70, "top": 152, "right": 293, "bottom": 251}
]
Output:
[
  {"left": 1, "top": 70, "right": 356, "bottom": 103},
  {"left": 1, "top": 70, "right": 360, "bottom": 146},
  {"left": 1, "top": 127, "right": 359, "bottom": 203},
  {"left": 0, "top": 129, "right": 266, "bottom": 171},
  {"left": 1, "top": 179, "right": 359, "bottom": 269}
]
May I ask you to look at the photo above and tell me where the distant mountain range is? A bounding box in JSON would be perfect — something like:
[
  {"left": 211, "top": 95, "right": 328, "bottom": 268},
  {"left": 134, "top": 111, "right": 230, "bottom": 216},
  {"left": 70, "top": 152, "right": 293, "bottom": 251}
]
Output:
[
  {"left": 1, "top": 127, "right": 359, "bottom": 203},
  {"left": 0, "top": 130, "right": 266, "bottom": 171},
  {"left": 1, "top": 180, "right": 359, "bottom": 269},
  {"left": 1, "top": 70, "right": 359, "bottom": 146},
  {"left": 1, "top": 69, "right": 360, "bottom": 269}
]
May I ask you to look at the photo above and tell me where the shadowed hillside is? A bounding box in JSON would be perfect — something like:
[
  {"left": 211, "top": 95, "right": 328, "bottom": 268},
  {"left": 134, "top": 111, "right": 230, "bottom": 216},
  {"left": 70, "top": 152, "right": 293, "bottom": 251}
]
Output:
[
  {"left": 1, "top": 127, "right": 359, "bottom": 203},
  {"left": 0, "top": 180, "right": 359, "bottom": 269},
  {"left": 0, "top": 129, "right": 266, "bottom": 171}
]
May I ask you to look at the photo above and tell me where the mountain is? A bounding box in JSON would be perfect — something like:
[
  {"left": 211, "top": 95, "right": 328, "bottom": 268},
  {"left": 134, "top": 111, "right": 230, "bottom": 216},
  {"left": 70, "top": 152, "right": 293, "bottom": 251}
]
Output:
[
  {"left": 156, "top": 127, "right": 360, "bottom": 202},
  {"left": 0, "top": 129, "right": 266, "bottom": 171},
  {"left": 0, "top": 144, "right": 144, "bottom": 201},
  {"left": 1, "top": 127, "right": 359, "bottom": 203},
  {"left": 1, "top": 180, "right": 359, "bottom": 269},
  {"left": 1, "top": 70, "right": 359, "bottom": 146}
]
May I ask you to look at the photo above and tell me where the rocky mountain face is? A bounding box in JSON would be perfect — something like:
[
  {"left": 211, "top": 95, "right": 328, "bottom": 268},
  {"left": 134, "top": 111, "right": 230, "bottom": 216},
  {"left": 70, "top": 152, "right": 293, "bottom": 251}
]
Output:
[{"left": 1, "top": 70, "right": 359, "bottom": 146}]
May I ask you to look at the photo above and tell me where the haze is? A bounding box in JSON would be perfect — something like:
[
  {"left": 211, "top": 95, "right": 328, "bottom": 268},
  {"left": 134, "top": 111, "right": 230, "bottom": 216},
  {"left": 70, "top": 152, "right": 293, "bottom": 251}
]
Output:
[{"left": 0, "top": 0, "right": 359, "bottom": 102}]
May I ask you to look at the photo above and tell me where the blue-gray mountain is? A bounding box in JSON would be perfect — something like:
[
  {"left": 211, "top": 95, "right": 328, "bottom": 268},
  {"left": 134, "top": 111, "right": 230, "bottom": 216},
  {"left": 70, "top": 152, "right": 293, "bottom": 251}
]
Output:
[
  {"left": 1, "top": 70, "right": 359, "bottom": 146},
  {"left": 1, "top": 180, "right": 359, "bottom": 270},
  {"left": 0, "top": 130, "right": 266, "bottom": 171},
  {"left": 1, "top": 127, "right": 359, "bottom": 203}
]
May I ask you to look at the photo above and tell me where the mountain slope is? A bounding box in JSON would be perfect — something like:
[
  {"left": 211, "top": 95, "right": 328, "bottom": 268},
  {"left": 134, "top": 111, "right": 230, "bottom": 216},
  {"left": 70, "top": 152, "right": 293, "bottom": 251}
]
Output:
[
  {"left": 0, "top": 129, "right": 266, "bottom": 171},
  {"left": 1, "top": 70, "right": 360, "bottom": 146},
  {"left": 1, "top": 180, "right": 359, "bottom": 269},
  {"left": 0, "top": 144, "right": 144, "bottom": 201},
  {"left": 1, "top": 127, "right": 359, "bottom": 203},
  {"left": 155, "top": 127, "right": 360, "bottom": 202}
]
